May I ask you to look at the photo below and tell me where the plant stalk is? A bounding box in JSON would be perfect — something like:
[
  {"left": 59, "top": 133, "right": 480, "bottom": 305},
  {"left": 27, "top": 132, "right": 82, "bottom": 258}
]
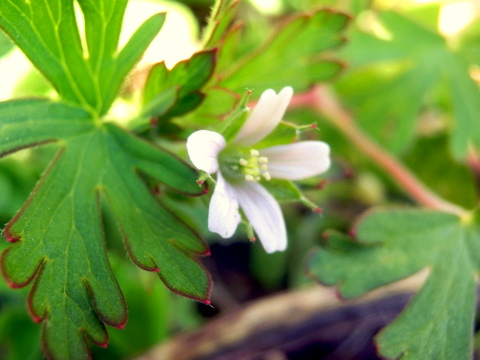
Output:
[{"left": 295, "top": 85, "right": 468, "bottom": 218}]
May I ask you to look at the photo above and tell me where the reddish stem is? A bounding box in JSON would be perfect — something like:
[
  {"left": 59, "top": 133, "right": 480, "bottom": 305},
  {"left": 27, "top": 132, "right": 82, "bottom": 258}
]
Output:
[{"left": 303, "top": 85, "right": 467, "bottom": 218}]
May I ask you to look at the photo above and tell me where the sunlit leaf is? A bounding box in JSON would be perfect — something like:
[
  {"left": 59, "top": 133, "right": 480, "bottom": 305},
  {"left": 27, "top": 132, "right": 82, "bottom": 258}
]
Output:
[
  {"left": 142, "top": 49, "right": 217, "bottom": 122},
  {"left": 0, "top": 0, "right": 164, "bottom": 115},
  {"left": 201, "top": 0, "right": 239, "bottom": 49},
  {"left": 175, "top": 87, "right": 239, "bottom": 130},
  {"left": 0, "top": 31, "right": 14, "bottom": 58}
]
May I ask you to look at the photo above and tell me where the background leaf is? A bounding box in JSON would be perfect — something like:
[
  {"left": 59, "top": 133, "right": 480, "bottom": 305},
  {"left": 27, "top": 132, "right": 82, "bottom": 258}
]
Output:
[
  {"left": 0, "top": 31, "right": 14, "bottom": 59},
  {"left": 142, "top": 49, "right": 217, "bottom": 121},
  {"left": 263, "top": 179, "right": 302, "bottom": 202},
  {"left": 307, "top": 208, "right": 479, "bottom": 360},
  {"left": 219, "top": 9, "right": 349, "bottom": 94},
  {"left": 336, "top": 10, "right": 480, "bottom": 157},
  {"left": 0, "top": 275, "right": 42, "bottom": 360},
  {"left": 201, "top": 0, "right": 238, "bottom": 49}
]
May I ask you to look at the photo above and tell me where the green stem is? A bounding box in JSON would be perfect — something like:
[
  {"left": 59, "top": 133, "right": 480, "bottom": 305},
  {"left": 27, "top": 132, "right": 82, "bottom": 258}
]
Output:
[{"left": 304, "top": 85, "right": 468, "bottom": 218}]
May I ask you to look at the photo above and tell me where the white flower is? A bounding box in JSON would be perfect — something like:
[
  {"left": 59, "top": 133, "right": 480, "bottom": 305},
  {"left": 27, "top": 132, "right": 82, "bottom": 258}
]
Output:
[{"left": 186, "top": 87, "right": 330, "bottom": 253}]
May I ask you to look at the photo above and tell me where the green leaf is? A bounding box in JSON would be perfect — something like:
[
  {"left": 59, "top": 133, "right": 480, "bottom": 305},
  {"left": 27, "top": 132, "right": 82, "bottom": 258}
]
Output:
[
  {"left": 217, "top": 88, "right": 251, "bottom": 141},
  {"left": 1, "top": 100, "right": 211, "bottom": 360},
  {"left": 342, "top": 12, "right": 445, "bottom": 67},
  {"left": 444, "top": 54, "right": 480, "bottom": 159},
  {"left": 133, "top": 86, "right": 178, "bottom": 133},
  {"left": 307, "top": 208, "right": 479, "bottom": 360},
  {"left": 142, "top": 49, "right": 217, "bottom": 122},
  {"left": 402, "top": 134, "right": 477, "bottom": 209},
  {"left": 174, "top": 87, "right": 239, "bottom": 131},
  {"left": 0, "top": 1, "right": 164, "bottom": 115},
  {"left": 337, "top": 11, "right": 446, "bottom": 153},
  {"left": 0, "top": 99, "right": 94, "bottom": 155},
  {"left": 338, "top": 61, "right": 438, "bottom": 153},
  {"left": 0, "top": 30, "right": 14, "bottom": 58},
  {"left": 115, "top": 13, "right": 166, "bottom": 108},
  {"left": 201, "top": 0, "right": 238, "bottom": 49},
  {"left": 262, "top": 179, "right": 302, "bottom": 202},
  {"left": 337, "top": 10, "right": 480, "bottom": 157},
  {"left": 220, "top": 9, "right": 349, "bottom": 94}
]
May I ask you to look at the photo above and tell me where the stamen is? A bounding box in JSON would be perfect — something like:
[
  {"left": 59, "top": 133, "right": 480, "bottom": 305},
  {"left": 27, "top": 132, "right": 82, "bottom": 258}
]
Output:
[{"left": 238, "top": 149, "right": 272, "bottom": 182}]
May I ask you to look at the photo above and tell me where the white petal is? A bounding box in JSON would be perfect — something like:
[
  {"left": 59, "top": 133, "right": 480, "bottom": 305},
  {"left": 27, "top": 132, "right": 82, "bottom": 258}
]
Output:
[
  {"left": 232, "top": 86, "right": 294, "bottom": 147},
  {"left": 208, "top": 172, "right": 241, "bottom": 238},
  {"left": 186, "top": 130, "right": 226, "bottom": 173},
  {"left": 233, "top": 181, "right": 287, "bottom": 253},
  {"left": 260, "top": 141, "right": 330, "bottom": 180}
]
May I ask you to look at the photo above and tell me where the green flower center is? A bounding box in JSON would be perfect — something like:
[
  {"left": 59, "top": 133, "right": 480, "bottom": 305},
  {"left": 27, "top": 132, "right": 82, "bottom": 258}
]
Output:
[
  {"left": 219, "top": 149, "right": 271, "bottom": 182},
  {"left": 239, "top": 149, "right": 271, "bottom": 182}
]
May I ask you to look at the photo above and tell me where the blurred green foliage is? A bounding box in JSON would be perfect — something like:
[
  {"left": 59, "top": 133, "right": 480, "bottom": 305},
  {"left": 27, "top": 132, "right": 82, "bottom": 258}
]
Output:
[{"left": 0, "top": 0, "right": 479, "bottom": 359}]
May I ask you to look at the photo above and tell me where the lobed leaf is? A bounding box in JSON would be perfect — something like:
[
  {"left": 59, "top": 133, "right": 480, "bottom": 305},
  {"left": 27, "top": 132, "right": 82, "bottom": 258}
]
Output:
[
  {"left": 192, "top": 6, "right": 349, "bottom": 133},
  {"left": 142, "top": 49, "right": 217, "bottom": 123},
  {"left": 0, "top": 99, "right": 94, "bottom": 156},
  {"left": 0, "top": 1, "right": 213, "bottom": 359},
  {"left": 0, "top": 0, "right": 90, "bottom": 106},
  {"left": 220, "top": 9, "right": 349, "bottom": 94},
  {"left": 0, "top": 0, "right": 165, "bottom": 115},
  {"left": 337, "top": 10, "right": 480, "bottom": 157},
  {"left": 1, "top": 116, "right": 210, "bottom": 359},
  {"left": 307, "top": 208, "right": 479, "bottom": 360}
]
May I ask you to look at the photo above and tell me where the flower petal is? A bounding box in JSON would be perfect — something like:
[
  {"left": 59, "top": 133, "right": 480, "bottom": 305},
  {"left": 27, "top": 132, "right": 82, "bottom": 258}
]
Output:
[
  {"left": 208, "top": 172, "right": 241, "bottom": 238},
  {"left": 260, "top": 141, "right": 330, "bottom": 180},
  {"left": 232, "top": 86, "right": 294, "bottom": 147},
  {"left": 233, "top": 181, "right": 287, "bottom": 253},
  {"left": 186, "top": 130, "right": 226, "bottom": 173}
]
